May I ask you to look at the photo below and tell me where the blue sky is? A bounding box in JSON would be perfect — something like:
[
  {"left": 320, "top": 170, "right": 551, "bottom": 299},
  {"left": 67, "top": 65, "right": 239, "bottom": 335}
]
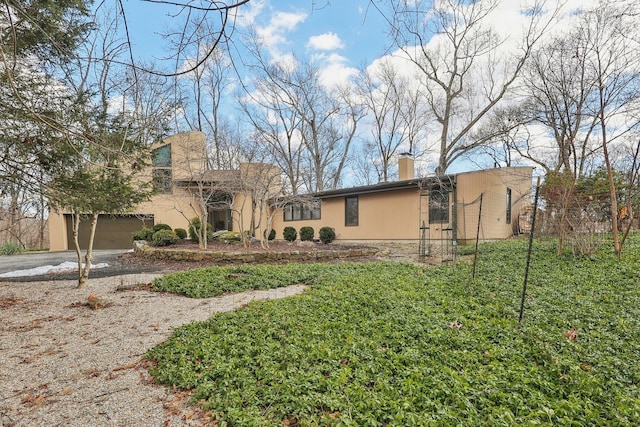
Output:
[{"left": 122, "top": 0, "right": 390, "bottom": 78}]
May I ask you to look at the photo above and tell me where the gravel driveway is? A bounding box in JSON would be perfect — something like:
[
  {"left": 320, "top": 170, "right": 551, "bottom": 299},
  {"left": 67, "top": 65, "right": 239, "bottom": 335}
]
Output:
[{"left": 0, "top": 273, "right": 307, "bottom": 426}]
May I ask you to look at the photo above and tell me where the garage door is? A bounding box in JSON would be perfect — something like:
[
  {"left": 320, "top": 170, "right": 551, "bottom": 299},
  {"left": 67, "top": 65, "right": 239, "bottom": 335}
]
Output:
[{"left": 65, "top": 214, "right": 153, "bottom": 250}]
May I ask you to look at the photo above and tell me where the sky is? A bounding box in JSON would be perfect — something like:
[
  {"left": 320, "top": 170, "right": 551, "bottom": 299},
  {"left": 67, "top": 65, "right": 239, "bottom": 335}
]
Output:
[
  {"left": 117, "top": 0, "right": 613, "bottom": 178},
  {"left": 122, "top": 0, "right": 390, "bottom": 83}
]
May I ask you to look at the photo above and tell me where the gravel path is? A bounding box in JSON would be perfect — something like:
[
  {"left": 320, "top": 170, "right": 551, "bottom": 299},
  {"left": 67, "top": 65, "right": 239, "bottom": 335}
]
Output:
[{"left": 0, "top": 273, "right": 307, "bottom": 426}]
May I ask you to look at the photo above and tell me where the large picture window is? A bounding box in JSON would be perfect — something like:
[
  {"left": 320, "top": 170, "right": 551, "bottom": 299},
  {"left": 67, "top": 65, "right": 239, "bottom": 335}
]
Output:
[
  {"left": 429, "top": 190, "right": 449, "bottom": 223},
  {"left": 283, "top": 201, "right": 321, "bottom": 222},
  {"left": 345, "top": 196, "right": 359, "bottom": 226}
]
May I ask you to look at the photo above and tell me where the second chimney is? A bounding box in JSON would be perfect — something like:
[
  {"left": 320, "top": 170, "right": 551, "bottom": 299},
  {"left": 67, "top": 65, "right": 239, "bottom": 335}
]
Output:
[{"left": 398, "top": 152, "right": 415, "bottom": 180}]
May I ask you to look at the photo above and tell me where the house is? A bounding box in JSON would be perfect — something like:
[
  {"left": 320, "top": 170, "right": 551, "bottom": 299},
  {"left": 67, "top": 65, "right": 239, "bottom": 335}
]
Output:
[
  {"left": 48, "top": 131, "right": 280, "bottom": 250},
  {"left": 48, "top": 132, "right": 534, "bottom": 251},
  {"left": 270, "top": 154, "right": 534, "bottom": 246}
]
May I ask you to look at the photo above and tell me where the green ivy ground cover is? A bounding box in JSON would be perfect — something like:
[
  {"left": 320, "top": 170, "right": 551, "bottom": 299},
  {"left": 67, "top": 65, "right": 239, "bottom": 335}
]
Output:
[{"left": 145, "top": 237, "right": 640, "bottom": 426}]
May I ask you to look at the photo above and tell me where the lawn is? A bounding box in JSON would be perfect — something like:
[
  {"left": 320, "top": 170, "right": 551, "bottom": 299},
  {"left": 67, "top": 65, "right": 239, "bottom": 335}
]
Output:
[{"left": 145, "top": 237, "right": 640, "bottom": 426}]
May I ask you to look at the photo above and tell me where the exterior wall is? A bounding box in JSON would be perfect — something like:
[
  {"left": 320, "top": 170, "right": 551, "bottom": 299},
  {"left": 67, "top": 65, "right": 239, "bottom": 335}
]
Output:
[
  {"left": 270, "top": 167, "right": 533, "bottom": 244},
  {"left": 48, "top": 131, "right": 207, "bottom": 251},
  {"left": 48, "top": 209, "right": 68, "bottom": 251},
  {"left": 455, "top": 167, "right": 533, "bottom": 242},
  {"left": 156, "top": 131, "right": 207, "bottom": 181},
  {"left": 272, "top": 188, "right": 421, "bottom": 242}
]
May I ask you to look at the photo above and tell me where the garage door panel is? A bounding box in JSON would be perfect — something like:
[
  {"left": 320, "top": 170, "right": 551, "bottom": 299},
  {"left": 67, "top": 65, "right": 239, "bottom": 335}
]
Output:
[{"left": 65, "top": 215, "right": 152, "bottom": 250}]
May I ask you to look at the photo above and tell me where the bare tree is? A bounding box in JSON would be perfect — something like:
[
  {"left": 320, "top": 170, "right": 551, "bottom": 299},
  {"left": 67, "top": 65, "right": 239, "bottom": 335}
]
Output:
[
  {"left": 388, "top": 0, "right": 557, "bottom": 174},
  {"left": 519, "top": 33, "right": 600, "bottom": 177},
  {"left": 357, "top": 59, "right": 427, "bottom": 182},
  {"left": 583, "top": 2, "right": 640, "bottom": 258},
  {"left": 175, "top": 29, "right": 241, "bottom": 169}
]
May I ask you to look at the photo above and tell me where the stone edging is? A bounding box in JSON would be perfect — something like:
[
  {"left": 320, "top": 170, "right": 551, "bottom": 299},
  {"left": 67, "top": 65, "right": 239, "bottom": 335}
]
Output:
[{"left": 133, "top": 241, "right": 378, "bottom": 263}]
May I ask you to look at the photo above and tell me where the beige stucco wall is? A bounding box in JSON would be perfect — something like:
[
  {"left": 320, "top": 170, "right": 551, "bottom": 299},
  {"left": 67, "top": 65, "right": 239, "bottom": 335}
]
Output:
[
  {"left": 48, "top": 132, "right": 208, "bottom": 251},
  {"left": 455, "top": 167, "right": 533, "bottom": 242},
  {"left": 270, "top": 167, "right": 533, "bottom": 244},
  {"left": 271, "top": 187, "right": 422, "bottom": 242}
]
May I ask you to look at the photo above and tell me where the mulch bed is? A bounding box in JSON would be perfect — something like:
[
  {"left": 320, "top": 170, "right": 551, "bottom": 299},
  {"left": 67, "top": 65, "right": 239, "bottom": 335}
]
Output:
[{"left": 121, "top": 239, "right": 379, "bottom": 272}]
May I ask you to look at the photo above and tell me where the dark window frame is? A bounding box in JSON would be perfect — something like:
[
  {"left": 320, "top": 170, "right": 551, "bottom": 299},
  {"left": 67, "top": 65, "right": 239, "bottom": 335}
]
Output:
[
  {"left": 152, "top": 145, "right": 173, "bottom": 194},
  {"left": 429, "top": 190, "right": 449, "bottom": 224},
  {"left": 153, "top": 169, "right": 173, "bottom": 194},
  {"left": 345, "top": 195, "right": 359, "bottom": 226},
  {"left": 506, "top": 187, "right": 512, "bottom": 224},
  {"left": 283, "top": 201, "right": 321, "bottom": 222}
]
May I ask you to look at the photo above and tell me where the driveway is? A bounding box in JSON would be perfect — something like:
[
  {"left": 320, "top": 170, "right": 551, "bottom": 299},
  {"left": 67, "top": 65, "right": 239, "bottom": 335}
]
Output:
[{"left": 0, "top": 249, "right": 164, "bottom": 281}]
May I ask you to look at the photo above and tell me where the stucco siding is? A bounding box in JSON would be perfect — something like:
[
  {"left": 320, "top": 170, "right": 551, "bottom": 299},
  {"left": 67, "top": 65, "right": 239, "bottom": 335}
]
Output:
[
  {"left": 455, "top": 167, "right": 533, "bottom": 242},
  {"left": 272, "top": 188, "right": 421, "bottom": 242}
]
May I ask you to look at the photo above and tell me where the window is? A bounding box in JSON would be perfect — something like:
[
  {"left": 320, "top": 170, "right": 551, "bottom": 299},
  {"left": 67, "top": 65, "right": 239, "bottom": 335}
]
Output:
[
  {"left": 345, "top": 196, "right": 359, "bottom": 226},
  {"left": 429, "top": 190, "right": 449, "bottom": 223},
  {"left": 506, "top": 187, "right": 512, "bottom": 224},
  {"left": 153, "top": 145, "right": 171, "bottom": 167},
  {"left": 153, "top": 169, "right": 172, "bottom": 194},
  {"left": 283, "top": 201, "right": 321, "bottom": 222},
  {"left": 152, "top": 145, "right": 172, "bottom": 194}
]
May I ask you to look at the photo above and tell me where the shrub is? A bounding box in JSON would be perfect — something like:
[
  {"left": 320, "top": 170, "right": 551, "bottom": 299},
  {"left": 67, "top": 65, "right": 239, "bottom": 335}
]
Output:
[
  {"left": 132, "top": 227, "right": 154, "bottom": 241},
  {"left": 174, "top": 228, "right": 187, "bottom": 239},
  {"left": 188, "top": 217, "right": 213, "bottom": 243},
  {"left": 0, "top": 241, "right": 22, "bottom": 255},
  {"left": 319, "top": 227, "right": 336, "bottom": 244},
  {"left": 299, "top": 226, "right": 315, "bottom": 241},
  {"left": 283, "top": 226, "right": 297, "bottom": 242},
  {"left": 153, "top": 223, "right": 172, "bottom": 232},
  {"left": 265, "top": 229, "right": 276, "bottom": 241},
  {"left": 152, "top": 229, "right": 179, "bottom": 246}
]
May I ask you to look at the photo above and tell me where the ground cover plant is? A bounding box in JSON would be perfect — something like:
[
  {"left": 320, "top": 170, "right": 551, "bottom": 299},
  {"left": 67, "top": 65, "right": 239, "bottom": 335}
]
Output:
[{"left": 145, "top": 236, "right": 640, "bottom": 426}]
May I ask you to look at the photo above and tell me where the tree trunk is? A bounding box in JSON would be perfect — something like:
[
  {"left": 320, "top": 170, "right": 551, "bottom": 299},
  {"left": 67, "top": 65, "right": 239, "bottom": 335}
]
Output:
[
  {"left": 71, "top": 213, "right": 83, "bottom": 285},
  {"left": 598, "top": 81, "right": 620, "bottom": 258},
  {"left": 78, "top": 213, "right": 99, "bottom": 288}
]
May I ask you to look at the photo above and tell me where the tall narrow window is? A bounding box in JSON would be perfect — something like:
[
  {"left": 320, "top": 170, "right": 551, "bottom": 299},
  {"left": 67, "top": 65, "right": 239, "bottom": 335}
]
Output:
[
  {"left": 152, "top": 145, "right": 172, "bottom": 194},
  {"left": 506, "top": 188, "right": 512, "bottom": 224},
  {"left": 429, "top": 190, "right": 449, "bottom": 223},
  {"left": 345, "top": 196, "right": 359, "bottom": 226}
]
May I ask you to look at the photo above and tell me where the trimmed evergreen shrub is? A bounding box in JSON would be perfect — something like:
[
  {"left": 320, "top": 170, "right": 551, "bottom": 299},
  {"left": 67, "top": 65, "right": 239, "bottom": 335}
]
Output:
[
  {"left": 132, "top": 227, "right": 154, "bottom": 241},
  {"left": 152, "top": 229, "right": 179, "bottom": 246},
  {"left": 153, "top": 223, "right": 172, "bottom": 232},
  {"left": 188, "top": 217, "right": 213, "bottom": 243},
  {"left": 267, "top": 229, "right": 276, "bottom": 241},
  {"left": 283, "top": 226, "right": 297, "bottom": 242},
  {"left": 174, "top": 228, "right": 187, "bottom": 239},
  {"left": 319, "top": 226, "right": 336, "bottom": 244},
  {"left": 299, "top": 226, "right": 314, "bottom": 241}
]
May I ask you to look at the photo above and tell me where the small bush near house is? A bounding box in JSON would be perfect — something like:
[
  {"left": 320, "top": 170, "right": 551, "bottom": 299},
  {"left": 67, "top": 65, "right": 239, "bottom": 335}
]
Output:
[
  {"left": 188, "top": 217, "right": 213, "bottom": 243},
  {"left": 152, "top": 229, "right": 179, "bottom": 246},
  {"left": 264, "top": 229, "right": 276, "bottom": 241},
  {"left": 283, "top": 226, "right": 297, "bottom": 242},
  {"left": 0, "top": 241, "right": 22, "bottom": 255},
  {"left": 299, "top": 226, "right": 314, "bottom": 241},
  {"left": 132, "top": 227, "right": 154, "bottom": 241},
  {"left": 319, "top": 226, "right": 336, "bottom": 244},
  {"left": 174, "top": 228, "right": 187, "bottom": 239},
  {"left": 153, "top": 223, "right": 172, "bottom": 232}
]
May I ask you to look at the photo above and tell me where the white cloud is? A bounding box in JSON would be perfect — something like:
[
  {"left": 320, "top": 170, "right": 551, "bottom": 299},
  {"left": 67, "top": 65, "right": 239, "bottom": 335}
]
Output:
[
  {"left": 307, "top": 32, "right": 345, "bottom": 51},
  {"left": 313, "top": 53, "right": 359, "bottom": 88},
  {"left": 254, "top": 10, "right": 308, "bottom": 61}
]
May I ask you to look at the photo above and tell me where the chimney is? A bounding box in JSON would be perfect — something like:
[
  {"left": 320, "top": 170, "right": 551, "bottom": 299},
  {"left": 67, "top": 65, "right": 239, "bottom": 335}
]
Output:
[{"left": 398, "top": 152, "right": 415, "bottom": 180}]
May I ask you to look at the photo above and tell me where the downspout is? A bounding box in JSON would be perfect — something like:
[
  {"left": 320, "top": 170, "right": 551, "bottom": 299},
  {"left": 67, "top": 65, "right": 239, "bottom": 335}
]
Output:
[{"left": 451, "top": 175, "right": 458, "bottom": 259}]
